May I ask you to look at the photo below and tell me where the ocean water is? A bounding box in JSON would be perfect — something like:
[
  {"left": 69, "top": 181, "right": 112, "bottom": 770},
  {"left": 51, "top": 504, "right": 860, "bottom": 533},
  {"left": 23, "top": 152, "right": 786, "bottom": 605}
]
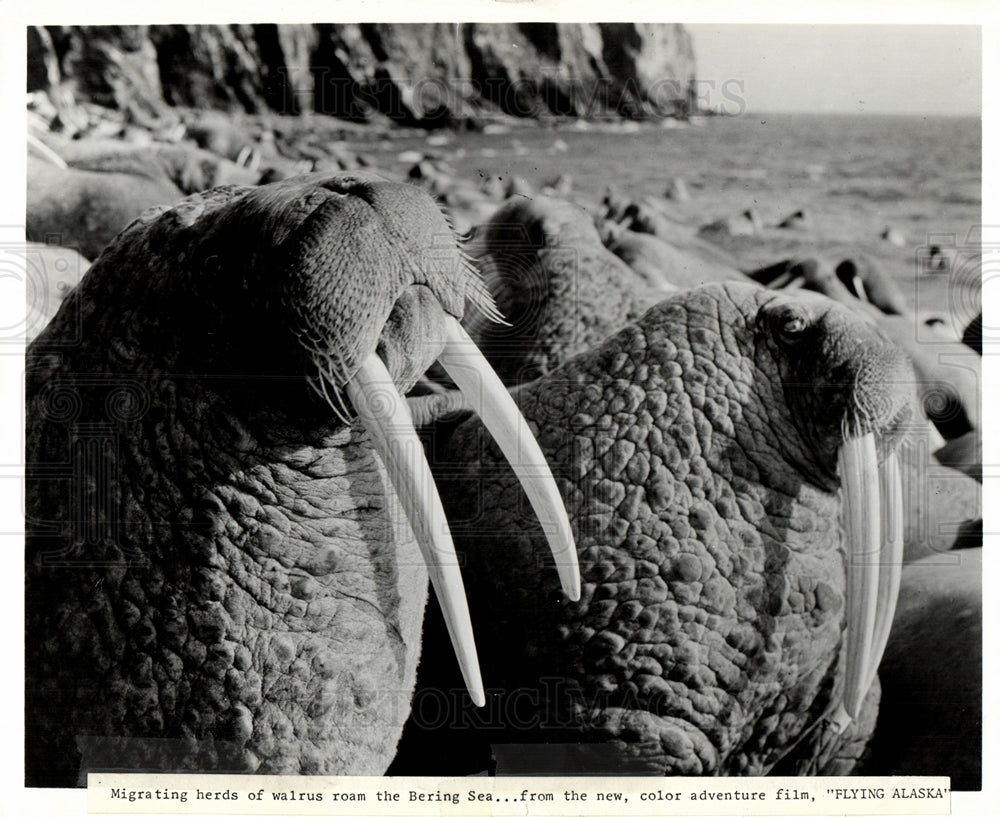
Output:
[
  {"left": 358, "top": 112, "right": 982, "bottom": 319},
  {"left": 367, "top": 112, "right": 979, "bottom": 229}
]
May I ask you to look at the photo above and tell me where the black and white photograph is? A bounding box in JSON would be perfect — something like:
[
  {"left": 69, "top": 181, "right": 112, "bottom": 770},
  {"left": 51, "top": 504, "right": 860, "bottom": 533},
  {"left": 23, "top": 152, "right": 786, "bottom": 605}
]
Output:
[{"left": 1, "top": 2, "right": 993, "bottom": 815}]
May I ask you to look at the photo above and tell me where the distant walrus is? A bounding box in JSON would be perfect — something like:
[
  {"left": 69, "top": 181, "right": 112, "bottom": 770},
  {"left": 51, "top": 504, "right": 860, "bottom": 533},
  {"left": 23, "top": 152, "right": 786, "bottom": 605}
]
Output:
[
  {"left": 603, "top": 221, "right": 745, "bottom": 290},
  {"left": 57, "top": 140, "right": 261, "bottom": 194},
  {"left": 834, "top": 256, "right": 908, "bottom": 315},
  {"left": 462, "top": 195, "right": 664, "bottom": 386},
  {"left": 27, "top": 156, "right": 183, "bottom": 260}
]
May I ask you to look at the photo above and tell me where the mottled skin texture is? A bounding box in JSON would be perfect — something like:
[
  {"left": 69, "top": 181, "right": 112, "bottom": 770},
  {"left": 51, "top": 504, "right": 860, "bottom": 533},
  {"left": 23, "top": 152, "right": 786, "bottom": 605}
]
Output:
[
  {"left": 436, "top": 283, "right": 915, "bottom": 774},
  {"left": 25, "top": 172, "right": 490, "bottom": 786}
]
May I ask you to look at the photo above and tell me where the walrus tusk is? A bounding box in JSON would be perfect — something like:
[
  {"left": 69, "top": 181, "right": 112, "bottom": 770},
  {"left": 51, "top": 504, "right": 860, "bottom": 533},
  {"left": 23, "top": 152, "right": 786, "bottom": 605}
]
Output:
[
  {"left": 838, "top": 433, "right": 880, "bottom": 722},
  {"left": 235, "top": 145, "right": 261, "bottom": 172},
  {"left": 829, "top": 440, "right": 904, "bottom": 731},
  {"left": 27, "top": 132, "right": 69, "bottom": 169},
  {"left": 345, "top": 353, "right": 486, "bottom": 706},
  {"left": 864, "top": 450, "right": 903, "bottom": 693},
  {"left": 437, "top": 316, "right": 582, "bottom": 602},
  {"left": 851, "top": 274, "right": 871, "bottom": 304},
  {"left": 767, "top": 269, "right": 806, "bottom": 290}
]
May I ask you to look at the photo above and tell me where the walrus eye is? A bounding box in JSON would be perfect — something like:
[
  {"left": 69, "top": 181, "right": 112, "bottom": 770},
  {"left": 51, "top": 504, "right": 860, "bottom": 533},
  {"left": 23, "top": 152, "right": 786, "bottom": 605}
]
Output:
[
  {"left": 781, "top": 314, "right": 807, "bottom": 335},
  {"left": 766, "top": 303, "right": 811, "bottom": 345}
]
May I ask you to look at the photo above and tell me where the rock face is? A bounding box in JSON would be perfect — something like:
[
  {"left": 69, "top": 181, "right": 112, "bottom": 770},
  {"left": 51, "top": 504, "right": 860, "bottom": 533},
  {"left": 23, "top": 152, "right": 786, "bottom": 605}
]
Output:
[{"left": 29, "top": 23, "right": 696, "bottom": 126}]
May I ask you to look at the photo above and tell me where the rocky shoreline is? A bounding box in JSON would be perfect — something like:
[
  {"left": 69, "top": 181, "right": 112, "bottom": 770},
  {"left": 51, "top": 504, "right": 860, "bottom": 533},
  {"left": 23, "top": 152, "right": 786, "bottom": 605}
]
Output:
[{"left": 29, "top": 23, "right": 697, "bottom": 132}]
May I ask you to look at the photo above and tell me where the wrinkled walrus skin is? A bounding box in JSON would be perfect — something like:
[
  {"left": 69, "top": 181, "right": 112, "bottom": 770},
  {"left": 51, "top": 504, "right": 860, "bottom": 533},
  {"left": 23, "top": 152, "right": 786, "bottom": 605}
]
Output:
[
  {"left": 24, "top": 172, "right": 502, "bottom": 786},
  {"left": 436, "top": 283, "right": 917, "bottom": 774}
]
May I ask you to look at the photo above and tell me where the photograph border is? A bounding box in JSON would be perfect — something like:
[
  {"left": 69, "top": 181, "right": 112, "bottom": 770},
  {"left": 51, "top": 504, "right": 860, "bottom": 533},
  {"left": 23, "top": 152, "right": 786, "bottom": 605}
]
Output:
[{"left": 2, "top": 2, "right": 995, "bottom": 815}]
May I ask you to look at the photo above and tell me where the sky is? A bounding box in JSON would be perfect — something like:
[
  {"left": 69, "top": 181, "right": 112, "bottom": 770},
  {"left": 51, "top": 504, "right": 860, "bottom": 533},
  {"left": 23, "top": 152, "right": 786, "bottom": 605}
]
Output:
[{"left": 688, "top": 24, "right": 982, "bottom": 116}]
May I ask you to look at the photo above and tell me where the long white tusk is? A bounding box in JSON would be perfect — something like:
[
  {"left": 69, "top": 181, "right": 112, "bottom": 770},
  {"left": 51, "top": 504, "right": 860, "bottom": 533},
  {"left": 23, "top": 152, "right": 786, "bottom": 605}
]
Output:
[
  {"left": 767, "top": 269, "right": 797, "bottom": 289},
  {"left": 436, "top": 317, "right": 581, "bottom": 601},
  {"left": 27, "top": 132, "right": 68, "bottom": 169},
  {"left": 235, "top": 145, "right": 253, "bottom": 168},
  {"left": 837, "top": 432, "right": 882, "bottom": 723},
  {"left": 863, "top": 450, "right": 904, "bottom": 693},
  {"left": 344, "top": 353, "right": 485, "bottom": 706}
]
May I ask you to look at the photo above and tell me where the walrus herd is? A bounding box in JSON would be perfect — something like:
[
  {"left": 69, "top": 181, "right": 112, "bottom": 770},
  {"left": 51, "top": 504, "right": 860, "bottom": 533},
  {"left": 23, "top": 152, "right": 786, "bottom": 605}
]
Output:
[{"left": 24, "top": 113, "right": 981, "bottom": 787}]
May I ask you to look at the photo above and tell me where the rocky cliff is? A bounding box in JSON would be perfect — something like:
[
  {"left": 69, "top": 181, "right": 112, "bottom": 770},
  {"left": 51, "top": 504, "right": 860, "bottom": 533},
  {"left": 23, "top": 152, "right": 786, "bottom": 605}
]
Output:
[{"left": 28, "top": 23, "right": 696, "bottom": 127}]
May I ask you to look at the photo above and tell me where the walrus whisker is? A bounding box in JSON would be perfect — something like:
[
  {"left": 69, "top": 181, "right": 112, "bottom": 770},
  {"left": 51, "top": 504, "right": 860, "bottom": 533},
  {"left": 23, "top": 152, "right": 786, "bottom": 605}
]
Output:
[
  {"left": 847, "top": 366, "right": 880, "bottom": 439},
  {"left": 459, "top": 253, "right": 510, "bottom": 326},
  {"left": 307, "top": 354, "right": 353, "bottom": 426}
]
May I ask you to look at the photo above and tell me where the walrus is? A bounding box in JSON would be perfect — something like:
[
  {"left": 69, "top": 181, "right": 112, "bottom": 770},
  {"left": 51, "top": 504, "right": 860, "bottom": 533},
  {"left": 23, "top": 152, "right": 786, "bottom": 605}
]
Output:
[
  {"left": 27, "top": 156, "right": 183, "bottom": 260},
  {"left": 25, "top": 172, "right": 579, "bottom": 785},
  {"left": 424, "top": 282, "right": 917, "bottom": 774}
]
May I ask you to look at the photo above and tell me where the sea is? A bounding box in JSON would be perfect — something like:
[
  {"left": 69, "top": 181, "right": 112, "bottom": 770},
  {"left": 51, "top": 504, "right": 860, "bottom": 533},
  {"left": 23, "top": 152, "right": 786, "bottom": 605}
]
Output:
[{"left": 354, "top": 112, "right": 982, "bottom": 321}]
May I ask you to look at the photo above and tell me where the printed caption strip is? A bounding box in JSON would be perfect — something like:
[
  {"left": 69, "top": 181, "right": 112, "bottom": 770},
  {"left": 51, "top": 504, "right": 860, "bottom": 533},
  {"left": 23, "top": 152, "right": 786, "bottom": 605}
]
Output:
[{"left": 88, "top": 774, "right": 950, "bottom": 815}]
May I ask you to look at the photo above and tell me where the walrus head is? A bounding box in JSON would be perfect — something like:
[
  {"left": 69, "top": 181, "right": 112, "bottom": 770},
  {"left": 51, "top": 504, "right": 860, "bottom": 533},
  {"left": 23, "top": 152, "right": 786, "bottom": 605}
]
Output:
[
  {"left": 750, "top": 288, "right": 913, "bottom": 727},
  {"left": 433, "top": 282, "right": 917, "bottom": 772},
  {"left": 123, "top": 173, "right": 580, "bottom": 703},
  {"left": 26, "top": 173, "right": 580, "bottom": 781}
]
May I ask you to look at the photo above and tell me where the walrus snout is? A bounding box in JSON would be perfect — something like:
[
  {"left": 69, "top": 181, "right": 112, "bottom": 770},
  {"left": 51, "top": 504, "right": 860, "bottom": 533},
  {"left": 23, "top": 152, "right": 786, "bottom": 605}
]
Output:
[
  {"left": 375, "top": 285, "right": 451, "bottom": 393},
  {"left": 269, "top": 174, "right": 501, "bottom": 406}
]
